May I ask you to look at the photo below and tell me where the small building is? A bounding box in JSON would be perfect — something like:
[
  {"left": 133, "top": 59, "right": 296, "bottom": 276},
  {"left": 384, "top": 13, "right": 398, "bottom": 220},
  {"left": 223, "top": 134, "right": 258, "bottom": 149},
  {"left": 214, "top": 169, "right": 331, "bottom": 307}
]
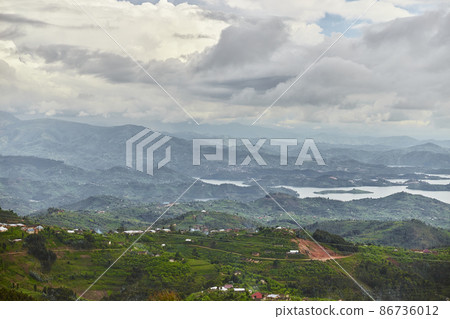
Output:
[
  {"left": 185, "top": 238, "right": 192, "bottom": 242},
  {"left": 0, "top": 226, "right": 8, "bottom": 232},
  {"left": 35, "top": 225, "right": 44, "bottom": 233},
  {"left": 252, "top": 252, "right": 260, "bottom": 257},
  {"left": 26, "top": 228, "right": 36, "bottom": 234},
  {"left": 233, "top": 288, "right": 245, "bottom": 292},
  {"left": 123, "top": 230, "right": 144, "bottom": 235},
  {"left": 224, "top": 284, "right": 233, "bottom": 289},
  {"left": 267, "top": 294, "right": 280, "bottom": 299},
  {"left": 287, "top": 250, "right": 299, "bottom": 254},
  {"left": 251, "top": 292, "right": 263, "bottom": 300}
]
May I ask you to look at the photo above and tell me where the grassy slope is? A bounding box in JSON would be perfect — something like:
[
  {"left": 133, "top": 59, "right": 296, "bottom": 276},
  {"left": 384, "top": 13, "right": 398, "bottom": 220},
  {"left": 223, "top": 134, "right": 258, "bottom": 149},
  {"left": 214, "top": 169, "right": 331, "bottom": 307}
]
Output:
[
  {"left": 0, "top": 226, "right": 448, "bottom": 301},
  {"left": 30, "top": 192, "right": 450, "bottom": 232},
  {"left": 306, "top": 220, "right": 450, "bottom": 249}
]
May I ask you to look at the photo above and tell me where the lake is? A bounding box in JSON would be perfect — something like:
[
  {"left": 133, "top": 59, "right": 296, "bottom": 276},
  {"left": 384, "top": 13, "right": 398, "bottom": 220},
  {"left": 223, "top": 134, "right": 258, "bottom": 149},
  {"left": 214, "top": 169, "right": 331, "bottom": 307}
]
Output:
[
  {"left": 199, "top": 178, "right": 450, "bottom": 204},
  {"left": 276, "top": 185, "right": 450, "bottom": 204}
]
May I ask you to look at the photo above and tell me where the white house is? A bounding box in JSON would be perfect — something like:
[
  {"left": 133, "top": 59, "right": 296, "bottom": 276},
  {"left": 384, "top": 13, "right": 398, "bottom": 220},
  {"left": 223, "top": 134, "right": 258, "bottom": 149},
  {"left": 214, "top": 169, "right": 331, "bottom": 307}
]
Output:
[
  {"left": 185, "top": 239, "right": 192, "bottom": 242},
  {"left": 0, "top": 226, "right": 7, "bottom": 232},
  {"left": 287, "top": 250, "right": 299, "bottom": 254},
  {"left": 123, "top": 230, "right": 143, "bottom": 235},
  {"left": 234, "top": 288, "right": 245, "bottom": 292}
]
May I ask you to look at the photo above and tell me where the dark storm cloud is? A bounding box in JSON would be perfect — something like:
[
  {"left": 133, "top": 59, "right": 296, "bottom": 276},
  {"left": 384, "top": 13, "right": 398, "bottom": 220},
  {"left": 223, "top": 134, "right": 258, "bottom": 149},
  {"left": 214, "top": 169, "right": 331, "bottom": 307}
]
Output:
[
  {"left": 34, "top": 45, "right": 141, "bottom": 83},
  {"left": 197, "top": 18, "right": 288, "bottom": 69}
]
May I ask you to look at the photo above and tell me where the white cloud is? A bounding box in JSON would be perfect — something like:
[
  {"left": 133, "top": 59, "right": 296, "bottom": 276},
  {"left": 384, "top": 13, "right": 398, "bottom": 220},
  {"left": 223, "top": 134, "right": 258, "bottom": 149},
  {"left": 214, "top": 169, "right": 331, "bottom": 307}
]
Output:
[{"left": 0, "top": 0, "right": 449, "bottom": 137}]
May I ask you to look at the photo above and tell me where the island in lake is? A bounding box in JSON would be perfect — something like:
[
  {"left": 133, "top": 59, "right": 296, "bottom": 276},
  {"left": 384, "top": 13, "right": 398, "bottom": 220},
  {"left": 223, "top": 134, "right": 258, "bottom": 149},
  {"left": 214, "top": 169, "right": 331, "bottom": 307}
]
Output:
[{"left": 314, "top": 188, "right": 374, "bottom": 195}]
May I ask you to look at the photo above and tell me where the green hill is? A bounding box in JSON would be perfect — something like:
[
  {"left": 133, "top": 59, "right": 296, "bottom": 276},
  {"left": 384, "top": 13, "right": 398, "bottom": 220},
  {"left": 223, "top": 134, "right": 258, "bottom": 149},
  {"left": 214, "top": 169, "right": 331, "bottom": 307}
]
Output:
[
  {"left": 166, "top": 211, "right": 259, "bottom": 230},
  {"left": 306, "top": 219, "right": 450, "bottom": 249},
  {"left": 252, "top": 192, "right": 450, "bottom": 229},
  {"left": 0, "top": 222, "right": 448, "bottom": 301}
]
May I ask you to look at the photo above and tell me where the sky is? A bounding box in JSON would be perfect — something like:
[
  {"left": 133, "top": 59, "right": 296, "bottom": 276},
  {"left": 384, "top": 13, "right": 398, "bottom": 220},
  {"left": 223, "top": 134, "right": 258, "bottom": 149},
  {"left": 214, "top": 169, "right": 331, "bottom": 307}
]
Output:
[{"left": 0, "top": 0, "right": 449, "bottom": 138}]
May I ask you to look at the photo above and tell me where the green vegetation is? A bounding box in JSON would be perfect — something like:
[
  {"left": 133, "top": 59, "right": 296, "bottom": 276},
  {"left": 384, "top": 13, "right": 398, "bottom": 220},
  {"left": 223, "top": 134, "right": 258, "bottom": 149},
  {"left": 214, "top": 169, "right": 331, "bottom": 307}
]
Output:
[
  {"left": 307, "top": 219, "right": 450, "bottom": 249},
  {"left": 30, "top": 192, "right": 450, "bottom": 232},
  {"left": 25, "top": 234, "right": 57, "bottom": 272},
  {"left": 0, "top": 221, "right": 448, "bottom": 301},
  {"left": 312, "top": 230, "right": 358, "bottom": 253}
]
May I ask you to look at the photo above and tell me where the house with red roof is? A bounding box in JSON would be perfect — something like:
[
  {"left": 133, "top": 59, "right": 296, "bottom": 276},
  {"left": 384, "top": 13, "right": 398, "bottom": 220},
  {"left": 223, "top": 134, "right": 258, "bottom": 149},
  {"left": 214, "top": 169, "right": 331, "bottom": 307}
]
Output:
[{"left": 251, "top": 292, "right": 263, "bottom": 300}]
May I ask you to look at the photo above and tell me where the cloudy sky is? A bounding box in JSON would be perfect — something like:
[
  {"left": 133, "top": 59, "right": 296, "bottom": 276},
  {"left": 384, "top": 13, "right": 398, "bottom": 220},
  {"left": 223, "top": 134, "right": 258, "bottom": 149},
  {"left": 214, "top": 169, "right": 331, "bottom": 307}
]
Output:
[{"left": 0, "top": 0, "right": 449, "bottom": 138}]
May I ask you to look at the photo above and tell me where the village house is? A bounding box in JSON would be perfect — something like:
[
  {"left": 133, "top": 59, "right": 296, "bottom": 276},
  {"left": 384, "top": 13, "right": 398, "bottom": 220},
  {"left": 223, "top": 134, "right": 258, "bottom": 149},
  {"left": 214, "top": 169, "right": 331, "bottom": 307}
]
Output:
[
  {"left": 251, "top": 292, "right": 263, "bottom": 300},
  {"left": 123, "top": 230, "right": 144, "bottom": 235}
]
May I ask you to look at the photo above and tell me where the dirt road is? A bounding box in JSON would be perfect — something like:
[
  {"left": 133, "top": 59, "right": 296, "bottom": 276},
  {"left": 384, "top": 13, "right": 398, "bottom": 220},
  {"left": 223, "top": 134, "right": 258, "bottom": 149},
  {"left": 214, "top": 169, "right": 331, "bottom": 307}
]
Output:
[{"left": 291, "top": 238, "right": 349, "bottom": 261}]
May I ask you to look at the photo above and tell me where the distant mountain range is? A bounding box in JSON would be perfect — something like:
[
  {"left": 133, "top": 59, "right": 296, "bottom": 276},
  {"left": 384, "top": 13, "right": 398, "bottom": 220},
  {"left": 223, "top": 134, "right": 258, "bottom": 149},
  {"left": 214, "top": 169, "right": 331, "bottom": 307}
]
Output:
[{"left": 1, "top": 112, "right": 450, "bottom": 216}]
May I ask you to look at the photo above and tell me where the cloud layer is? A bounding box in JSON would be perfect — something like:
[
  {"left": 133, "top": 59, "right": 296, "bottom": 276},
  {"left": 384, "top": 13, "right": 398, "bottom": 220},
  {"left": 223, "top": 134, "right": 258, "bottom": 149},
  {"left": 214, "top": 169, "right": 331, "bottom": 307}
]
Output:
[{"left": 0, "top": 0, "right": 449, "bottom": 136}]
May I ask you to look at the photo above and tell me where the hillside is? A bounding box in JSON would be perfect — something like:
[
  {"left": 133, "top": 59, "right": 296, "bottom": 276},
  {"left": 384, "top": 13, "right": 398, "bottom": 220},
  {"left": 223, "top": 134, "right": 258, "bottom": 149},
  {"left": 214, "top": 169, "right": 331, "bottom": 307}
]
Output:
[
  {"left": 0, "top": 223, "right": 448, "bottom": 301},
  {"left": 29, "top": 192, "right": 450, "bottom": 233},
  {"left": 167, "top": 211, "right": 259, "bottom": 230},
  {"left": 306, "top": 220, "right": 450, "bottom": 249},
  {"left": 251, "top": 192, "right": 450, "bottom": 229}
]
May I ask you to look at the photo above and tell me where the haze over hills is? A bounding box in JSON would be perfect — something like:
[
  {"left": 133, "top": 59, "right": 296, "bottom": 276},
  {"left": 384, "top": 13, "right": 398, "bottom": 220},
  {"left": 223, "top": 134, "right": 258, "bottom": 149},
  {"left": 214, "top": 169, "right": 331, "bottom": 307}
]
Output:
[{"left": 1, "top": 112, "right": 450, "bottom": 217}]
